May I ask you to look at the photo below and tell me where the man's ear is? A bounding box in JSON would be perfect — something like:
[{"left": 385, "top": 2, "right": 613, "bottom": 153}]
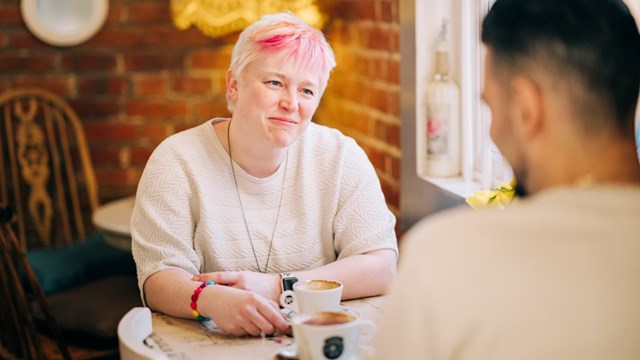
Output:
[
  {"left": 510, "top": 75, "right": 544, "bottom": 140},
  {"left": 226, "top": 70, "right": 239, "bottom": 102}
]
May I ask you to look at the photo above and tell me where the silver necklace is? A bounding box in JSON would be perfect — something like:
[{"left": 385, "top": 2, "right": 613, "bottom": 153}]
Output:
[{"left": 227, "top": 121, "right": 288, "bottom": 273}]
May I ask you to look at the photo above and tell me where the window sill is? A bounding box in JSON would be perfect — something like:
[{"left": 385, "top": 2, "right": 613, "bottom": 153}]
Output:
[{"left": 418, "top": 175, "right": 483, "bottom": 200}]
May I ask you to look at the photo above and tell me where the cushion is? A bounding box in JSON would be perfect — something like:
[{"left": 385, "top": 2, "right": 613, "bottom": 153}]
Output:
[
  {"left": 35, "top": 276, "right": 143, "bottom": 343},
  {"left": 26, "top": 231, "right": 136, "bottom": 294}
]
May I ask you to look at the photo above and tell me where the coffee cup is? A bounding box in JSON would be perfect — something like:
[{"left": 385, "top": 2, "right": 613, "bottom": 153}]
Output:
[
  {"left": 279, "top": 280, "right": 342, "bottom": 314},
  {"left": 290, "top": 309, "right": 375, "bottom": 360}
]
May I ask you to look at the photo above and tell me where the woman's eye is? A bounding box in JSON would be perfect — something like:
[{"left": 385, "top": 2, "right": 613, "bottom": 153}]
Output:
[
  {"left": 302, "top": 88, "right": 315, "bottom": 96},
  {"left": 266, "top": 80, "right": 282, "bottom": 87}
]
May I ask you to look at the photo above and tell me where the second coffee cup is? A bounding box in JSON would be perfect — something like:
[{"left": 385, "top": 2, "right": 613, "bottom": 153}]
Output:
[{"left": 279, "top": 280, "right": 343, "bottom": 314}]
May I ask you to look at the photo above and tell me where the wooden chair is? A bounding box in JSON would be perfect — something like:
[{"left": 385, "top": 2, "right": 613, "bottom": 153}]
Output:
[
  {"left": 0, "top": 87, "right": 98, "bottom": 251},
  {"left": 0, "top": 203, "right": 71, "bottom": 360},
  {"left": 0, "top": 88, "right": 141, "bottom": 358}
]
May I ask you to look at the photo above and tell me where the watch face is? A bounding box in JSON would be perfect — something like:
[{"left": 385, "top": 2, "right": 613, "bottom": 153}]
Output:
[{"left": 282, "top": 275, "right": 298, "bottom": 292}]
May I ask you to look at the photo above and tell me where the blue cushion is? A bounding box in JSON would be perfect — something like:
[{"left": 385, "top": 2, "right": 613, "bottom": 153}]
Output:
[{"left": 26, "top": 231, "right": 136, "bottom": 295}]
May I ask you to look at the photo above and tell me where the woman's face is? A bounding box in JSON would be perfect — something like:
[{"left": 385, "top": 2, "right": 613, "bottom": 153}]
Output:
[{"left": 228, "top": 51, "right": 323, "bottom": 150}]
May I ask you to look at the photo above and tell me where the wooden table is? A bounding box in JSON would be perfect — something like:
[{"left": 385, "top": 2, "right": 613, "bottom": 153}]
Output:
[{"left": 119, "top": 296, "right": 386, "bottom": 360}]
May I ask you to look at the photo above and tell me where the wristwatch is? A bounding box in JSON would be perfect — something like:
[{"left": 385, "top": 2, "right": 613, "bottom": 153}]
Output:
[{"left": 280, "top": 272, "right": 298, "bottom": 292}]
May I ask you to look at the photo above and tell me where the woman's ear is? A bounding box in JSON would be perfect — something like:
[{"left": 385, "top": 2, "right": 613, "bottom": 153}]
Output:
[
  {"left": 226, "top": 70, "right": 239, "bottom": 102},
  {"left": 510, "top": 75, "right": 544, "bottom": 140}
]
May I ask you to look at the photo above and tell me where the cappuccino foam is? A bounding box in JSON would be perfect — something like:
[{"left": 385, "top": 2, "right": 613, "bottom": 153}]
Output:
[
  {"left": 303, "top": 311, "right": 355, "bottom": 326},
  {"left": 296, "top": 280, "right": 341, "bottom": 291}
]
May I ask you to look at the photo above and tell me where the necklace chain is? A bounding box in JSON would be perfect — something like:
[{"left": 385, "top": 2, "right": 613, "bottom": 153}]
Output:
[{"left": 227, "top": 120, "right": 287, "bottom": 273}]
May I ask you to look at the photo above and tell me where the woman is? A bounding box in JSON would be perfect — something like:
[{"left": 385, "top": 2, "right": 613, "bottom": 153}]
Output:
[{"left": 131, "top": 11, "right": 398, "bottom": 337}]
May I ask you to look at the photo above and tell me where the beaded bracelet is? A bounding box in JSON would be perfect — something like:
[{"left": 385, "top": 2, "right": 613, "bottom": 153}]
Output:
[{"left": 190, "top": 281, "right": 215, "bottom": 322}]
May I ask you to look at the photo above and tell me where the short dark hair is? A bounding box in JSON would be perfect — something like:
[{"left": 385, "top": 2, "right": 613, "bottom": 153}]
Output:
[{"left": 482, "top": 0, "right": 640, "bottom": 135}]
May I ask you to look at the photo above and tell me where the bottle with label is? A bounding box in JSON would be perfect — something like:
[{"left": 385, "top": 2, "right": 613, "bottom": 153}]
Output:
[{"left": 424, "top": 19, "right": 460, "bottom": 177}]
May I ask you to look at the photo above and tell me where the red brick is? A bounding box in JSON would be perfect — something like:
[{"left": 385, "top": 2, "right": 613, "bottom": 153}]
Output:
[
  {"left": 213, "top": 72, "right": 228, "bottom": 93},
  {"left": 390, "top": 154, "right": 400, "bottom": 179},
  {"left": 387, "top": 58, "right": 399, "bottom": 84},
  {"left": 133, "top": 76, "right": 168, "bottom": 96},
  {"left": 371, "top": 57, "right": 387, "bottom": 81},
  {"left": 387, "top": 121, "right": 400, "bottom": 148},
  {"left": 106, "top": 4, "right": 127, "bottom": 24},
  {"left": 90, "top": 146, "right": 121, "bottom": 166},
  {"left": 69, "top": 99, "right": 121, "bottom": 119},
  {"left": 380, "top": 176, "right": 399, "bottom": 208},
  {"left": 84, "top": 122, "right": 139, "bottom": 142},
  {"left": 0, "top": 54, "right": 55, "bottom": 73},
  {"left": 190, "top": 49, "right": 231, "bottom": 70},
  {"left": 61, "top": 54, "right": 117, "bottom": 72},
  {"left": 172, "top": 76, "right": 212, "bottom": 94},
  {"left": 129, "top": 3, "right": 172, "bottom": 23},
  {"left": 123, "top": 52, "right": 184, "bottom": 72},
  {"left": 335, "top": 0, "right": 375, "bottom": 21},
  {"left": 351, "top": 110, "right": 369, "bottom": 134},
  {"left": 126, "top": 99, "right": 188, "bottom": 119},
  {"left": 369, "top": 87, "right": 389, "bottom": 113},
  {"left": 141, "top": 26, "right": 210, "bottom": 47},
  {"left": 77, "top": 76, "right": 129, "bottom": 96},
  {"left": 368, "top": 26, "right": 391, "bottom": 51},
  {"left": 391, "top": 0, "right": 400, "bottom": 23},
  {"left": 131, "top": 146, "right": 155, "bottom": 166},
  {"left": 13, "top": 77, "right": 72, "bottom": 97},
  {"left": 380, "top": 0, "right": 394, "bottom": 23},
  {"left": 367, "top": 147, "right": 385, "bottom": 171},
  {"left": 88, "top": 28, "right": 140, "bottom": 47},
  {"left": 388, "top": 89, "right": 400, "bottom": 117},
  {"left": 193, "top": 98, "right": 230, "bottom": 121},
  {"left": 6, "top": 31, "right": 42, "bottom": 49},
  {"left": 140, "top": 124, "right": 172, "bottom": 142},
  {"left": 0, "top": 6, "right": 22, "bottom": 25},
  {"left": 389, "top": 27, "right": 400, "bottom": 53},
  {"left": 374, "top": 120, "right": 387, "bottom": 141}
]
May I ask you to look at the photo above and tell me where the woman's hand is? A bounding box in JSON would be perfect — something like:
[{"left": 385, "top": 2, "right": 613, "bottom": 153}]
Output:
[
  {"left": 193, "top": 271, "right": 281, "bottom": 302},
  {"left": 200, "top": 285, "right": 289, "bottom": 337}
]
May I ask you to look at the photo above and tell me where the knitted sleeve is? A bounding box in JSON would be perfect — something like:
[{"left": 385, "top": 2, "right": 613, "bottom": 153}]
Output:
[{"left": 130, "top": 136, "right": 202, "bottom": 302}]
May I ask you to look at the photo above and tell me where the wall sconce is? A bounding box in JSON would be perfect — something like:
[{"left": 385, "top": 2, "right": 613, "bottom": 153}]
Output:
[{"left": 170, "top": 0, "right": 326, "bottom": 38}]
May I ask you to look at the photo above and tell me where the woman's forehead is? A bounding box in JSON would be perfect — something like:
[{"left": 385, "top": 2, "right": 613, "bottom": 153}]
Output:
[{"left": 246, "top": 54, "right": 322, "bottom": 85}]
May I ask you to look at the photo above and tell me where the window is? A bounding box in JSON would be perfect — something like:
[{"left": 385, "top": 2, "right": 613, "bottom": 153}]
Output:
[{"left": 467, "top": 0, "right": 512, "bottom": 188}]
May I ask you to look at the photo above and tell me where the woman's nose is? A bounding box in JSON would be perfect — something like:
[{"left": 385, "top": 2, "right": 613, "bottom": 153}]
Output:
[{"left": 279, "top": 90, "right": 299, "bottom": 112}]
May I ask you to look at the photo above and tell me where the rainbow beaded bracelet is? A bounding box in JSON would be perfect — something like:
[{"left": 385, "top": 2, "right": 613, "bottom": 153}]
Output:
[{"left": 190, "top": 281, "right": 215, "bottom": 322}]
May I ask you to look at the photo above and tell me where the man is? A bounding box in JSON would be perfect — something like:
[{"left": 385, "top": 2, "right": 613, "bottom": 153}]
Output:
[{"left": 377, "top": 0, "right": 640, "bottom": 358}]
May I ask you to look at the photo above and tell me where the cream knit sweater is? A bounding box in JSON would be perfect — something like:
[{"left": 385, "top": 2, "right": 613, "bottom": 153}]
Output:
[{"left": 131, "top": 119, "right": 398, "bottom": 295}]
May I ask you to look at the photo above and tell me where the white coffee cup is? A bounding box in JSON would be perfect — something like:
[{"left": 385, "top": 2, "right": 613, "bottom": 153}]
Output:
[
  {"left": 291, "top": 309, "right": 376, "bottom": 360},
  {"left": 279, "top": 280, "right": 343, "bottom": 314}
]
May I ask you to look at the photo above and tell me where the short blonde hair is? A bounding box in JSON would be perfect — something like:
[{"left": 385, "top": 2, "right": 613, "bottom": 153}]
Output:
[{"left": 226, "top": 11, "right": 336, "bottom": 112}]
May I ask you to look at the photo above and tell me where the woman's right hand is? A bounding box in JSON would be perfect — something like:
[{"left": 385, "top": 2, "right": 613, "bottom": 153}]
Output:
[{"left": 200, "top": 284, "right": 290, "bottom": 337}]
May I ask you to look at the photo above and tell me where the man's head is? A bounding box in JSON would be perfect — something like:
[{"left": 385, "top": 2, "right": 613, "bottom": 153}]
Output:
[
  {"left": 481, "top": 0, "right": 640, "bottom": 194},
  {"left": 226, "top": 11, "right": 336, "bottom": 113}
]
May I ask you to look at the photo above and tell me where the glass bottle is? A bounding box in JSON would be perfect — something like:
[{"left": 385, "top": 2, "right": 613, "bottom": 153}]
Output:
[{"left": 425, "top": 19, "right": 460, "bottom": 177}]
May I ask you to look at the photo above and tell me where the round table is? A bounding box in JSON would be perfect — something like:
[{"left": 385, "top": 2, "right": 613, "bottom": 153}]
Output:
[{"left": 92, "top": 196, "right": 135, "bottom": 250}]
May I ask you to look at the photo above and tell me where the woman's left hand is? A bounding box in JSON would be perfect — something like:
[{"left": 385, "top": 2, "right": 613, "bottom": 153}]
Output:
[{"left": 193, "top": 271, "right": 281, "bottom": 302}]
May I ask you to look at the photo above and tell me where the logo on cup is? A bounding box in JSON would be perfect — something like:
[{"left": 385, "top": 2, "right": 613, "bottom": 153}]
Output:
[{"left": 322, "top": 336, "right": 344, "bottom": 359}]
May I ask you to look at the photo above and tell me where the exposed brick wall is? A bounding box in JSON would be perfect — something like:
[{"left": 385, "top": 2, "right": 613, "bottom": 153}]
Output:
[{"left": 0, "top": 0, "right": 400, "bottom": 219}]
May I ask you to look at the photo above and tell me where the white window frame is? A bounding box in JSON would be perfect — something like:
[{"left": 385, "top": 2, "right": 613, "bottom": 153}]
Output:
[
  {"left": 419, "top": 0, "right": 512, "bottom": 196},
  {"left": 465, "top": 0, "right": 512, "bottom": 189}
]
